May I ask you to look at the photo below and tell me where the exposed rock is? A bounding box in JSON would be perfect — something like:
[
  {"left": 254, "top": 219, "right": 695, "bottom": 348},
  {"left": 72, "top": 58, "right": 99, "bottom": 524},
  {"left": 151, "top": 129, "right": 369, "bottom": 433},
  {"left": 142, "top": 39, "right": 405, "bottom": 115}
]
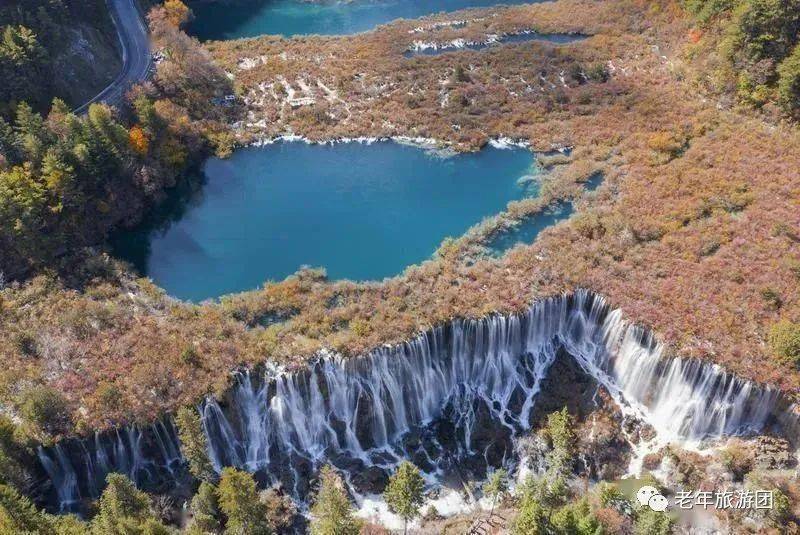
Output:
[
  {"left": 752, "top": 435, "right": 795, "bottom": 470},
  {"left": 529, "top": 348, "right": 633, "bottom": 479},
  {"left": 350, "top": 465, "right": 389, "bottom": 495}
]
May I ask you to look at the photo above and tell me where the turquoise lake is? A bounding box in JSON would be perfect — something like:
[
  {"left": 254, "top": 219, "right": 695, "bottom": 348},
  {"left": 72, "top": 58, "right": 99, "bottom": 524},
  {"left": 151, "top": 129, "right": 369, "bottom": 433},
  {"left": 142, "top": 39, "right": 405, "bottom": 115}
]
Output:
[
  {"left": 114, "top": 142, "right": 537, "bottom": 301},
  {"left": 189, "top": 0, "right": 537, "bottom": 40}
]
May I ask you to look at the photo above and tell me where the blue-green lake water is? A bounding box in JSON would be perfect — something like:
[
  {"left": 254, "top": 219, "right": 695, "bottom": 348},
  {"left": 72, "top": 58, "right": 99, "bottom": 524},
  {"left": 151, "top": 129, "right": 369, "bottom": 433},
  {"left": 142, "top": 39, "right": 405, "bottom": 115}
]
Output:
[
  {"left": 189, "top": 0, "right": 537, "bottom": 40},
  {"left": 485, "top": 171, "right": 603, "bottom": 255},
  {"left": 114, "top": 142, "right": 537, "bottom": 301}
]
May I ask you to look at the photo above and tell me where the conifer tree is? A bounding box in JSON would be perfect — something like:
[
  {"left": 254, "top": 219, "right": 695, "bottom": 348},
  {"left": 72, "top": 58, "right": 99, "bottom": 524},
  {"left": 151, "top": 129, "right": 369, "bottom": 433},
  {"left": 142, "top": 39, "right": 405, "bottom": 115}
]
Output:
[
  {"left": 175, "top": 407, "right": 216, "bottom": 483},
  {"left": 384, "top": 461, "right": 425, "bottom": 535},
  {"left": 483, "top": 468, "right": 508, "bottom": 517},
  {"left": 512, "top": 495, "right": 547, "bottom": 535},
  {"left": 216, "top": 467, "right": 271, "bottom": 535},
  {"left": 188, "top": 480, "right": 221, "bottom": 533},
  {"left": 0, "top": 483, "right": 55, "bottom": 534},
  {"left": 310, "top": 465, "right": 361, "bottom": 535},
  {"left": 90, "top": 473, "right": 167, "bottom": 534}
]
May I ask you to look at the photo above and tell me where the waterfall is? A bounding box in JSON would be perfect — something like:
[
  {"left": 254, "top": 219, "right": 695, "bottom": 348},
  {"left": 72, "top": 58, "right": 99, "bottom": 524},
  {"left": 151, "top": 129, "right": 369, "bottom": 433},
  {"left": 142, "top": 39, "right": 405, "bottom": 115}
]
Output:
[
  {"left": 36, "top": 290, "right": 794, "bottom": 513},
  {"left": 201, "top": 303, "right": 561, "bottom": 497},
  {"left": 36, "top": 419, "right": 184, "bottom": 512}
]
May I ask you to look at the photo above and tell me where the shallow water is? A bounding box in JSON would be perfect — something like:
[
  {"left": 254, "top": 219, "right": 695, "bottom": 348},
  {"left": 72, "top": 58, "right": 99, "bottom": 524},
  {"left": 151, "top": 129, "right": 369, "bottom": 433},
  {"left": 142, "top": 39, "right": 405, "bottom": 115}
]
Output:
[
  {"left": 485, "top": 172, "right": 603, "bottom": 255},
  {"left": 404, "top": 31, "right": 587, "bottom": 57},
  {"left": 189, "top": 0, "right": 539, "bottom": 40},
  {"left": 486, "top": 202, "right": 573, "bottom": 256},
  {"left": 113, "top": 141, "right": 537, "bottom": 301}
]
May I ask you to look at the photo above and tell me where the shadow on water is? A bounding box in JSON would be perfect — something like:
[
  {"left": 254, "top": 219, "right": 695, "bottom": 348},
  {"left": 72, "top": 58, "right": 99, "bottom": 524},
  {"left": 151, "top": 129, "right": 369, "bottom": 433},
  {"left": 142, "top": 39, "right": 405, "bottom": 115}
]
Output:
[
  {"left": 109, "top": 172, "right": 209, "bottom": 275},
  {"left": 111, "top": 141, "right": 537, "bottom": 301},
  {"left": 187, "top": 0, "right": 272, "bottom": 40},
  {"left": 404, "top": 31, "right": 587, "bottom": 58},
  {"left": 486, "top": 172, "right": 604, "bottom": 256},
  {"left": 583, "top": 171, "right": 604, "bottom": 192}
]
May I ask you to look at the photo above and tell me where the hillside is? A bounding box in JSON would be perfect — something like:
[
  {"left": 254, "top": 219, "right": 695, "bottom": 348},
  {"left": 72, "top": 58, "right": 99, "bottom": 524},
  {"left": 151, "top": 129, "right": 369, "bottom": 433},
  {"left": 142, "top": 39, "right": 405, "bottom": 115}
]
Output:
[{"left": 0, "top": 0, "right": 122, "bottom": 116}]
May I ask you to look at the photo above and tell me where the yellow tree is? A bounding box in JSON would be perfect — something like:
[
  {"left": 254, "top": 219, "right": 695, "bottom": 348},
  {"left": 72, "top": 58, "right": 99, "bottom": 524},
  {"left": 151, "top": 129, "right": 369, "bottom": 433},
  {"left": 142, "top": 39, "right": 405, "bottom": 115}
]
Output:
[
  {"left": 164, "top": 0, "right": 192, "bottom": 28},
  {"left": 128, "top": 125, "right": 149, "bottom": 156}
]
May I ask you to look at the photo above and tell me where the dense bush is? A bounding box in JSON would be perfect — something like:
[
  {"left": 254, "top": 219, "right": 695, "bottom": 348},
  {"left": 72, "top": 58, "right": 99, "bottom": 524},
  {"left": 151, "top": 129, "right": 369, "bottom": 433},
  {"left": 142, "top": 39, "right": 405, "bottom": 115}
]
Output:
[
  {"left": 688, "top": 0, "right": 800, "bottom": 116},
  {"left": 0, "top": 417, "right": 28, "bottom": 490},
  {"left": 768, "top": 320, "right": 800, "bottom": 366},
  {"left": 16, "top": 385, "right": 69, "bottom": 440},
  {"left": 777, "top": 44, "right": 800, "bottom": 118},
  {"left": 634, "top": 507, "right": 674, "bottom": 535}
]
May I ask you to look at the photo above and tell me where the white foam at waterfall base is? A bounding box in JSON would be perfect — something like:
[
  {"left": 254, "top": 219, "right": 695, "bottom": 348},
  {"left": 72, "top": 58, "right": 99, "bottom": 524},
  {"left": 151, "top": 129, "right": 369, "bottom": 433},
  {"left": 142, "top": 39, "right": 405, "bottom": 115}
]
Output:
[
  {"left": 355, "top": 488, "right": 478, "bottom": 530},
  {"left": 37, "top": 290, "right": 791, "bottom": 518}
]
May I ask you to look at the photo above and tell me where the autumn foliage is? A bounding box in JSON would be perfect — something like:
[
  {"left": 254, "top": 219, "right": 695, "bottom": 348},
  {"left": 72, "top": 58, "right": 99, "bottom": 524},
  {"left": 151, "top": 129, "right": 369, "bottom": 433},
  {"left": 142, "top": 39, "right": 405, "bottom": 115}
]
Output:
[{"left": 128, "top": 125, "right": 149, "bottom": 155}]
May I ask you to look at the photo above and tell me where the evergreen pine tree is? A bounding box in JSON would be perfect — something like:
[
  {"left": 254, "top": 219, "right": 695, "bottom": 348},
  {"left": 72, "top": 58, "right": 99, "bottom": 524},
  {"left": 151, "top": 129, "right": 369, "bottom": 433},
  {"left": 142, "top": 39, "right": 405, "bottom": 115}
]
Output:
[
  {"left": 0, "top": 483, "right": 55, "bottom": 534},
  {"left": 175, "top": 406, "right": 216, "bottom": 482},
  {"left": 188, "top": 481, "right": 221, "bottom": 533},
  {"left": 483, "top": 468, "right": 508, "bottom": 517},
  {"left": 216, "top": 467, "right": 271, "bottom": 535},
  {"left": 90, "top": 473, "right": 167, "bottom": 534},
  {"left": 383, "top": 461, "right": 425, "bottom": 535},
  {"left": 310, "top": 465, "right": 361, "bottom": 535}
]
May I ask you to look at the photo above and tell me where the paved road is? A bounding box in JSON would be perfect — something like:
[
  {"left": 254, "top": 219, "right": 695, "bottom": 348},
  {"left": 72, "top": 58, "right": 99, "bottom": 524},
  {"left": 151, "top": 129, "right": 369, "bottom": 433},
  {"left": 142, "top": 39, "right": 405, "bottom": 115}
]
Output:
[{"left": 73, "top": 0, "right": 151, "bottom": 114}]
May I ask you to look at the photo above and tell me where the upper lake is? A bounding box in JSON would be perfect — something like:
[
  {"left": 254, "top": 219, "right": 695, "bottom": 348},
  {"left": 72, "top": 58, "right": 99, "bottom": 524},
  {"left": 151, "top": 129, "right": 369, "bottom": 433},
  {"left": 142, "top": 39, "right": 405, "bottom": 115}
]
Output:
[
  {"left": 114, "top": 141, "right": 537, "bottom": 301},
  {"left": 189, "top": 0, "right": 538, "bottom": 40}
]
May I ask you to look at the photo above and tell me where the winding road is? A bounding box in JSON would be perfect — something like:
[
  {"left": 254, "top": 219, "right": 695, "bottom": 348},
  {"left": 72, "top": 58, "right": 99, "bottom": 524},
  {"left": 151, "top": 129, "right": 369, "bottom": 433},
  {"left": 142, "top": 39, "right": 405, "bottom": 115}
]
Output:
[{"left": 73, "top": 0, "right": 151, "bottom": 114}]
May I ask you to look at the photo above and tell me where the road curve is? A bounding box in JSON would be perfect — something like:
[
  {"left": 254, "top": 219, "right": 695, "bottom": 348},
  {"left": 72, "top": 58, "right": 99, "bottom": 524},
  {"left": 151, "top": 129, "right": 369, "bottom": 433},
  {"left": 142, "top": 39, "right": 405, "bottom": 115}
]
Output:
[{"left": 73, "top": 0, "right": 151, "bottom": 114}]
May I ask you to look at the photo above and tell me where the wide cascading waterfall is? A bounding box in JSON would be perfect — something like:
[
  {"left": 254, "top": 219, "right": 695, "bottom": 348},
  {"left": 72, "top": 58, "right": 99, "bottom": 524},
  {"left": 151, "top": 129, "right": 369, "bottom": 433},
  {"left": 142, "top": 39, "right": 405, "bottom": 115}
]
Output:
[
  {"left": 35, "top": 290, "right": 795, "bottom": 513},
  {"left": 201, "top": 298, "right": 565, "bottom": 497},
  {"left": 564, "top": 307, "right": 782, "bottom": 444},
  {"left": 36, "top": 419, "right": 184, "bottom": 512}
]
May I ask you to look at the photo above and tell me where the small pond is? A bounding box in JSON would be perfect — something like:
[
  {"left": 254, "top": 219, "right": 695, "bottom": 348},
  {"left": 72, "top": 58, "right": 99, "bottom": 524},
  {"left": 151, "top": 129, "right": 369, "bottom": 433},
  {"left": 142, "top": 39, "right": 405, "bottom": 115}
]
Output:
[
  {"left": 113, "top": 141, "right": 538, "bottom": 301},
  {"left": 189, "top": 0, "right": 540, "bottom": 40}
]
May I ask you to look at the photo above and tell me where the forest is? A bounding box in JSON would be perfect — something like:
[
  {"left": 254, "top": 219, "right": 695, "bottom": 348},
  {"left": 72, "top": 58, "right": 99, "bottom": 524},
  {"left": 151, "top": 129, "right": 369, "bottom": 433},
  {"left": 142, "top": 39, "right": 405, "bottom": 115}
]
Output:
[
  {"left": 679, "top": 0, "right": 800, "bottom": 117},
  {"left": 0, "top": 0, "right": 237, "bottom": 279},
  {"left": 0, "top": 0, "right": 122, "bottom": 116}
]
